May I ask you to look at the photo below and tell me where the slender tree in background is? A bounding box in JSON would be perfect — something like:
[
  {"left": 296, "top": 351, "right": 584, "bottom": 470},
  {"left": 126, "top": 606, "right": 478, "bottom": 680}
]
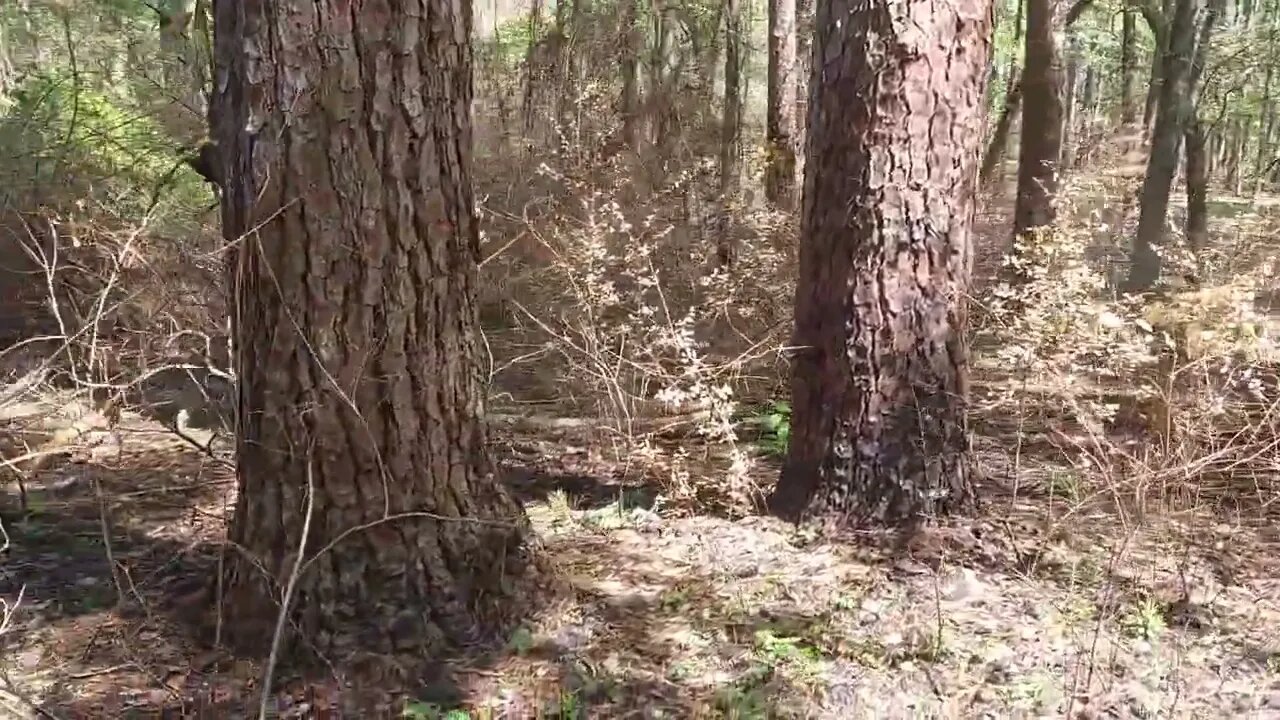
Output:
[
  {"left": 1012, "top": 0, "right": 1064, "bottom": 249},
  {"left": 1141, "top": 0, "right": 1172, "bottom": 130},
  {"left": 619, "top": 0, "right": 641, "bottom": 148},
  {"left": 766, "top": 0, "right": 798, "bottom": 208},
  {"left": 980, "top": 0, "right": 1024, "bottom": 183},
  {"left": 1183, "top": 0, "right": 1222, "bottom": 254},
  {"left": 771, "top": 0, "right": 991, "bottom": 525},
  {"left": 1121, "top": 7, "right": 1138, "bottom": 124},
  {"left": 1128, "top": 0, "right": 1200, "bottom": 290},
  {"left": 719, "top": 0, "right": 745, "bottom": 265},
  {"left": 211, "top": 0, "right": 531, "bottom": 661},
  {"left": 795, "top": 0, "right": 814, "bottom": 172},
  {"left": 981, "top": 0, "right": 1091, "bottom": 185}
]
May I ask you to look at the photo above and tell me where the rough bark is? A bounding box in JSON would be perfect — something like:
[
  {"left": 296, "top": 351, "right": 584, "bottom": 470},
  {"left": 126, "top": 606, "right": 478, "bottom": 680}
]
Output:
[
  {"left": 1121, "top": 8, "right": 1138, "bottom": 123},
  {"left": 1013, "top": 0, "right": 1064, "bottom": 240},
  {"left": 765, "top": 0, "right": 798, "bottom": 208},
  {"left": 770, "top": 0, "right": 990, "bottom": 526},
  {"left": 211, "top": 0, "right": 532, "bottom": 666},
  {"left": 1127, "top": 0, "right": 1199, "bottom": 290}
]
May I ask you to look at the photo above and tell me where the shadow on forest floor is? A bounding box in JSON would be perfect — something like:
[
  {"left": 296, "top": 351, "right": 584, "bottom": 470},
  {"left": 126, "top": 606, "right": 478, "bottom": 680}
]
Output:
[{"left": 0, "top": 408, "right": 1278, "bottom": 718}]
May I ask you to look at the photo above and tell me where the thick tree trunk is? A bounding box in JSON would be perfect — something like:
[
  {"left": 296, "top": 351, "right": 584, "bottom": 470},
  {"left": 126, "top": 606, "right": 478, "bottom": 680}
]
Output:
[
  {"left": 1121, "top": 8, "right": 1137, "bottom": 124},
  {"left": 1013, "top": 0, "right": 1063, "bottom": 241},
  {"left": 771, "top": 0, "right": 990, "bottom": 526},
  {"left": 765, "top": 0, "right": 798, "bottom": 208},
  {"left": 211, "top": 0, "right": 531, "bottom": 665},
  {"left": 1128, "top": 0, "right": 1198, "bottom": 290},
  {"left": 718, "top": 0, "right": 744, "bottom": 265}
]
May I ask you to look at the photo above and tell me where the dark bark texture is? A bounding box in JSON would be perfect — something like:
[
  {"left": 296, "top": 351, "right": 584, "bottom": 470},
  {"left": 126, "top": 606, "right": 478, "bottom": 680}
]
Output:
[
  {"left": 771, "top": 0, "right": 990, "bottom": 526},
  {"left": 211, "top": 0, "right": 531, "bottom": 666},
  {"left": 765, "top": 0, "right": 798, "bottom": 208}
]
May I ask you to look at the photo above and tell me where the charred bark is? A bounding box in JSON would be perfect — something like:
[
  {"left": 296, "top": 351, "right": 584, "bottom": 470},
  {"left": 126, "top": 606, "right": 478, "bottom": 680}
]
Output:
[
  {"left": 771, "top": 0, "right": 989, "bottom": 526},
  {"left": 211, "top": 0, "right": 532, "bottom": 668}
]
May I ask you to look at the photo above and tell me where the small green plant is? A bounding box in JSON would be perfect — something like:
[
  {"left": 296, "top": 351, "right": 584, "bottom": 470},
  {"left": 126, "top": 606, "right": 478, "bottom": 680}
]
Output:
[
  {"left": 402, "top": 701, "right": 470, "bottom": 719},
  {"left": 1045, "top": 470, "right": 1082, "bottom": 502},
  {"left": 752, "top": 629, "right": 824, "bottom": 683},
  {"left": 750, "top": 400, "right": 791, "bottom": 457},
  {"left": 507, "top": 626, "right": 535, "bottom": 656},
  {"left": 1122, "top": 596, "right": 1167, "bottom": 641},
  {"left": 714, "top": 683, "right": 770, "bottom": 719}
]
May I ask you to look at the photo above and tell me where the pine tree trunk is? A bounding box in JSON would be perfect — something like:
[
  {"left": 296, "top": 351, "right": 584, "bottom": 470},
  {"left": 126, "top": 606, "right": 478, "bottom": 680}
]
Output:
[
  {"left": 1013, "top": 0, "right": 1063, "bottom": 241},
  {"left": 771, "top": 0, "right": 989, "bottom": 526},
  {"left": 211, "top": 0, "right": 532, "bottom": 665},
  {"left": 765, "top": 0, "right": 798, "bottom": 208}
]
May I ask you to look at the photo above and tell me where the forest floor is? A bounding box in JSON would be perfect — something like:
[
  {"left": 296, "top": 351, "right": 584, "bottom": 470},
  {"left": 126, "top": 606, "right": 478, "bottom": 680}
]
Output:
[
  {"left": 0, "top": 402, "right": 1278, "bottom": 719},
  {"left": 1, "top": 171, "right": 1280, "bottom": 718}
]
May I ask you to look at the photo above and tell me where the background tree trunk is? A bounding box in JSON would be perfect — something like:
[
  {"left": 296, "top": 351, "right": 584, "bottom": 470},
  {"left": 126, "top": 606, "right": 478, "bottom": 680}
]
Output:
[
  {"left": 795, "top": 0, "right": 814, "bottom": 177},
  {"left": 1060, "top": 37, "right": 1079, "bottom": 168},
  {"left": 619, "top": 0, "right": 641, "bottom": 147},
  {"left": 1121, "top": 8, "right": 1137, "bottom": 123},
  {"left": 718, "top": 0, "right": 744, "bottom": 265},
  {"left": 1183, "top": 0, "right": 1220, "bottom": 256},
  {"left": 1128, "top": 0, "right": 1199, "bottom": 290},
  {"left": 1013, "top": 0, "right": 1063, "bottom": 243},
  {"left": 1184, "top": 118, "right": 1209, "bottom": 251},
  {"left": 765, "top": 0, "right": 798, "bottom": 208},
  {"left": 979, "top": 0, "right": 1023, "bottom": 184},
  {"left": 771, "top": 0, "right": 989, "bottom": 526},
  {"left": 211, "top": 0, "right": 531, "bottom": 663},
  {"left": 980, "top": 77, "right": 1022, "bottom": 184}
]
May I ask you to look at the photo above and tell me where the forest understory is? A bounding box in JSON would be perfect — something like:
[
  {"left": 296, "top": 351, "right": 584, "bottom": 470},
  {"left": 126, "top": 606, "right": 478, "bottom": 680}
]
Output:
[
  {"left": 0, "top": 157, "right": 1278, "bottom": 718},
  {"left": 4, "top": 0, "right": 1280, "bottom": 717}
]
